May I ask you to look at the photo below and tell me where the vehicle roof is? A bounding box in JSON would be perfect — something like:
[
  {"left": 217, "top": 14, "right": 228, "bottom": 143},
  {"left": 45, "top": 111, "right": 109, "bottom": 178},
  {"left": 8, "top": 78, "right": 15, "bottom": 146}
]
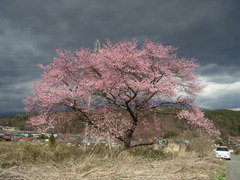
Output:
[{"left": 217, "top": 146, "right": 229, "bottom": 148}]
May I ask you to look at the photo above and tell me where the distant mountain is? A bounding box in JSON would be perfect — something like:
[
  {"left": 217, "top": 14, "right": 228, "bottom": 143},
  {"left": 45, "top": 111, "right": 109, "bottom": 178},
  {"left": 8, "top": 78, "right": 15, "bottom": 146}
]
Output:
[
  {"left": 0, "top": 113, "right": 33, "bottom": 131},
  {"left": 0, "top": 112, "right": 26, "bottom": 117},
  {"left": 1, "top": 109, "right": 240, "bottom": 140}
]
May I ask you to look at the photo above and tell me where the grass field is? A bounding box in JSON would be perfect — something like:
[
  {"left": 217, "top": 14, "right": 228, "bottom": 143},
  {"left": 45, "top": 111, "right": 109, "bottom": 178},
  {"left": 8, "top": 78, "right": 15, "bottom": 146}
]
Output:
[{"left": 0, "top": 142, "right": 225, "bottom": 180}]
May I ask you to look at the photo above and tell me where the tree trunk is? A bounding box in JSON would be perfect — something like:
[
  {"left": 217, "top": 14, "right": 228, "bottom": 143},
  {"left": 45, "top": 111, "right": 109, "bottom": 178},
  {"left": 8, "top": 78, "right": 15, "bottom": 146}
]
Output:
[{"left": 122, "top": 129, "right": 134, "bottom": 149}]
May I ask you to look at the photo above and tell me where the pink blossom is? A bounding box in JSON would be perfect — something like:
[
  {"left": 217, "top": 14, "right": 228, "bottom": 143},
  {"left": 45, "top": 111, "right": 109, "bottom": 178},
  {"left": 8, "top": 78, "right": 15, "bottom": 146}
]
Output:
[{"left": 177, "top": 107, "right": 221, "bottom": 137}]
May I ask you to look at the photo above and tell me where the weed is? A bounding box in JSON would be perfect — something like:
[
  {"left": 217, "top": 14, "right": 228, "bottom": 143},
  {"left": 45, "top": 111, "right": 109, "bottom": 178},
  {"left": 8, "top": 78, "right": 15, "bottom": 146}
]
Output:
[
  {"left": 0, "top": 142, "right": 225, "bottom": 179},
  {"left": 213, "top": 168, "right": 226, "bottom": 180}
]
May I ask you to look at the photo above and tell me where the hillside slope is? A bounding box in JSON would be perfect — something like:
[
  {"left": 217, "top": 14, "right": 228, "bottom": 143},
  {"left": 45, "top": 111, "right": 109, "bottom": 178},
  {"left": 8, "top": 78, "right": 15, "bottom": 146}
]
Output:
[
  {"left": 204, "top": 109, "right": 240, "bottom": 139},
  {"left": 1, "top": 109, "right": 240, "bottom": 139}
]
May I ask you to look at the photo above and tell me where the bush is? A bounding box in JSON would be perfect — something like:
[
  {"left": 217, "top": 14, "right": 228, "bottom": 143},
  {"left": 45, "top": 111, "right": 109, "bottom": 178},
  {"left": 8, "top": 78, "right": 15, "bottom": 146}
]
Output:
[
  {"left": 128, "top": 146, "right": 166, "bottom": 160},
  {"left": 49, "top": 134, "right": 56, "bottom": 146},
  {"left": 186, "top": 135, "right": 215, "bottom": 158},
  {"left": 164, "top": 131, "right": 177, "bottom": 138},
  {"left": 235, "top": 147, "right": 240, "bottom": 155}
]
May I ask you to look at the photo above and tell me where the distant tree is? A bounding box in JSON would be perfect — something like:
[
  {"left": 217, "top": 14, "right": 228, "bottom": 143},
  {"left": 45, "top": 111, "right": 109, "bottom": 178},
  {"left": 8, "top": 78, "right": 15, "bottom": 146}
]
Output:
[{"left": 24, "top": 40, "right": 220, "bottom": 149}]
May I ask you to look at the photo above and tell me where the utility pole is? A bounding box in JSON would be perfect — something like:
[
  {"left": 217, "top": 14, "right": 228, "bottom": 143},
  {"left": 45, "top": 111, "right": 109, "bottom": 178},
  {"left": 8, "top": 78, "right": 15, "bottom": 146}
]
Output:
[
  {"left": 84, "top": 39, "right": 101, "bottom": 149},
  {"left": 83, "top": 95, "right": 91, "bottom": 149},
  {"left": 94, "top": 39, "right": 111, "bottom": 150},
  {"left": 93, "top": 39, "right": 101, "bottom": 53}
]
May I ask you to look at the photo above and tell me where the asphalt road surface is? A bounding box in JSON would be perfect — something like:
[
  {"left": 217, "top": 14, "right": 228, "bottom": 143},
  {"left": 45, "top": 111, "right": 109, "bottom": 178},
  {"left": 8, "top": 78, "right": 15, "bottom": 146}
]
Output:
[{"left": 227, "top": 155, "right": 240, "bottom": 180}]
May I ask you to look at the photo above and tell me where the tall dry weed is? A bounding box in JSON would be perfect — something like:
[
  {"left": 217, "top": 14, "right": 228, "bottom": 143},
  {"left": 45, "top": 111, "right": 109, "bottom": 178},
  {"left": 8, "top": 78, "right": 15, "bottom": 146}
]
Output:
[
  {"left": 0, "top": 141, "right": 224, "bottom": 179},
  {"left": 186, "top": 134, "right": 215, "bottom": 158}
]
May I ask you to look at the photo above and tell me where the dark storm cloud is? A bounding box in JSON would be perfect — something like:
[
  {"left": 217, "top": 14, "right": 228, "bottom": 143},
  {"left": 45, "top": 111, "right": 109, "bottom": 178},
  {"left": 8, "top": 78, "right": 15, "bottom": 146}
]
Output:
[
  {"left": 0, "top": 0, "right": 240, "bottom": 114},
  {"left": 1, "top": 0, "right": 239, "bottom": 64}
]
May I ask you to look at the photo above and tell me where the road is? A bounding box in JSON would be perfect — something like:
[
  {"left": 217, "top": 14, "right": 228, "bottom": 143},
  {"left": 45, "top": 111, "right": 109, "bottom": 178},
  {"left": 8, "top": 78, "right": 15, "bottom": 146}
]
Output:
[{"left": 227, "top": 155, "right": 240, "bottom": 180}]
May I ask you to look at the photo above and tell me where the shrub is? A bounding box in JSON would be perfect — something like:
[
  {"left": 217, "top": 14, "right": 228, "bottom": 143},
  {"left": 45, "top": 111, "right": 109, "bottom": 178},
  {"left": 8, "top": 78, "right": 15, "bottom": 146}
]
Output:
[
  {"left": 186, "top": 135, "right": 215, "bottom": 158},
  {"left": 128, "top": 146, "right": 166, "bottom": 160},
  {"left": 49, "top": 134, "right": 56, "bottom": 146}
]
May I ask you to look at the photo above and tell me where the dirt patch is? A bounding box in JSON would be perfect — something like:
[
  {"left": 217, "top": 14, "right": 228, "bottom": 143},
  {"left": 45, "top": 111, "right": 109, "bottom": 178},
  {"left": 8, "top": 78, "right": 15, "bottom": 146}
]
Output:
[{"left": 0, "top": 170, "right": 28, "bottom": 180}]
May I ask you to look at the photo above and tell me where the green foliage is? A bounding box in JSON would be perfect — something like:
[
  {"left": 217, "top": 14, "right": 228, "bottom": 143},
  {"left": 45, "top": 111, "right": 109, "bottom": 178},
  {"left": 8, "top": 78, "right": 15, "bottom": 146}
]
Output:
[{"left": 213, "top": 168, "right": 226, "bottom": 180}]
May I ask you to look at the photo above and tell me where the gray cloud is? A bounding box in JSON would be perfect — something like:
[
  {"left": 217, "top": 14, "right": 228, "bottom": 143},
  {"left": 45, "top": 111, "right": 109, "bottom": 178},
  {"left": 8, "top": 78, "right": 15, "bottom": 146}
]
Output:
[
  {"left": 198, "top": 64, "right": 240, "bottom": 83},
  {"left": 0, "top": 0, "right": 240, "bottom": 115}
]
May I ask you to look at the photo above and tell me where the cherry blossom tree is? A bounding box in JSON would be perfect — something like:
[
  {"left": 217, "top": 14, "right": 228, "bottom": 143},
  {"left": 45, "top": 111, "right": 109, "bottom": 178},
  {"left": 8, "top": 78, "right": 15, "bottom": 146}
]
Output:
[{"left": 24, "top": 40, "right": 220, "bottom": 148}]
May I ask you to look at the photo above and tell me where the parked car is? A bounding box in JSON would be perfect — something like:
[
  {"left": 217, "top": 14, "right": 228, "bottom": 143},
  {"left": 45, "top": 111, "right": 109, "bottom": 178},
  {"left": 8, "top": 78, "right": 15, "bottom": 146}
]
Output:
[{"left": 214, "top": 146, "right": 233, "bottom": 160}]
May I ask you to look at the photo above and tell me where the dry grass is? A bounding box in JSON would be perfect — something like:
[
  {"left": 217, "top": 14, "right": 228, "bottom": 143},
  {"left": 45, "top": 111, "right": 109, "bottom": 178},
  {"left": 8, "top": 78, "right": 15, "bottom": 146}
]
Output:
[{"left": 0, "top": 142, "right": 224, "bottom": 180}]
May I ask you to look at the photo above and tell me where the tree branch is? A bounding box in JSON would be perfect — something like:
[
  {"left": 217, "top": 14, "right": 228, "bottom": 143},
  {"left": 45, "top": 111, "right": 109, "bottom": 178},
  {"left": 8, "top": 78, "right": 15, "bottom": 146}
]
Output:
[{"left": 131, "top": 141, "right": 155, "bottom": 148}]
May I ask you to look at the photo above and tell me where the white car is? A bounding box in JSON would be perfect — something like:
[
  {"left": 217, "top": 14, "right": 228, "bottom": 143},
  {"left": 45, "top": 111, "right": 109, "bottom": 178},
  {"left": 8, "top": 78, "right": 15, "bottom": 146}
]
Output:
[{"left": 214, "top": 146, "right": 233, "bottom": 160}]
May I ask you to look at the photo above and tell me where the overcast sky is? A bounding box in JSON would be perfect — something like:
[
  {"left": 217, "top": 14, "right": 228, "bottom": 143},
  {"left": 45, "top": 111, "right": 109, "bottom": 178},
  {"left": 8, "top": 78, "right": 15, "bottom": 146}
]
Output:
[{"left": 0, "top": 0, "right": 240, "bottom": 116}]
